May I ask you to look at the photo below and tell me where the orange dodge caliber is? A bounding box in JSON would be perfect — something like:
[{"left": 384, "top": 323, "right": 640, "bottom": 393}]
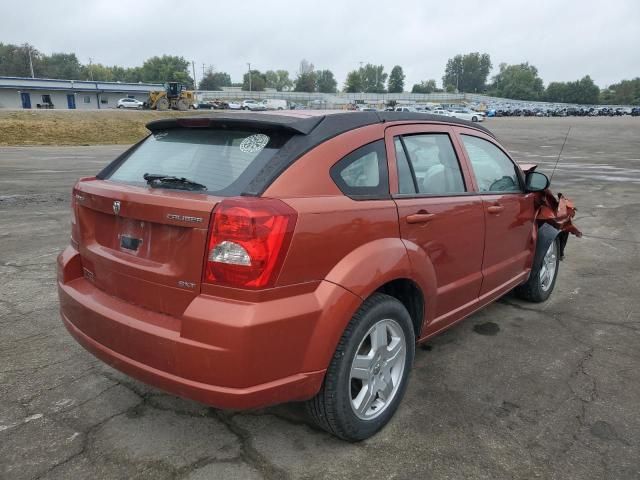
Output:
[{"left": 58, "top": 111, "right": 579, "bottom": 441}]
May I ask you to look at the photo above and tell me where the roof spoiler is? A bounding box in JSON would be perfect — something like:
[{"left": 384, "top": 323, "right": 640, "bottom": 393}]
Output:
[{"left": 146, "top": 114, "right": 325, "bottom": 135}]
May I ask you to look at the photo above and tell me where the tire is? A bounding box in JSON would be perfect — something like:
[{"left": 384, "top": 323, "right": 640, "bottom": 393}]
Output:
[
  {"left": 515, "top": 237, "right": 560, "bottom": 302},
  {"left": 176, "top": 99, "right": 189, "bottom": 111},
  {"left": 156, "top": 98, "right": 169, "bottom": 111},
  {"left": 306, "top": 293, "right": 415, "bottom": 441},
  {"left": 472, "top": 116, "right": 478, "bottom": 122},
  {"left": 117, "top": 105, "right": 123, "bottom": 109}
]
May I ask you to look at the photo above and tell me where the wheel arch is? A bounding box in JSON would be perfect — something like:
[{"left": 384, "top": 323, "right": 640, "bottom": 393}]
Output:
[
  {"left": 374, "top": 278, "right": 424, "bottom": 338},
  {"left": 532, "top": 223, "right": 561, "bottom": 273}
]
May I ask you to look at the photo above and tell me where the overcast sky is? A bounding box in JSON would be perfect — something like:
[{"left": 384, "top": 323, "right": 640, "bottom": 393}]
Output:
[{"left": 2, "top": 0, "right": 639, "bottom": 88}]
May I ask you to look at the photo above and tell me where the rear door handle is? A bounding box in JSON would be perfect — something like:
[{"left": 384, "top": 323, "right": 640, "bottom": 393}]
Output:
[
  {"left": 487, "top": 204, "right": 505, "bottom": 214},
  {"left": 406, "top": 212, "right": 436, "bottom": 224}
]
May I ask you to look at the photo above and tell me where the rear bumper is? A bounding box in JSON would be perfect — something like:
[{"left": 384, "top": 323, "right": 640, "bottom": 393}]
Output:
[{"left": 57, "top": 246, "right": 361, "bottom": 409}]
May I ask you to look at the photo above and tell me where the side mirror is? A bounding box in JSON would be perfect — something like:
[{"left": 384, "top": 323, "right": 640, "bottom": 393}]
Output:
[{"left": 525, "top": 171, "right": 550, "bottom": 192}]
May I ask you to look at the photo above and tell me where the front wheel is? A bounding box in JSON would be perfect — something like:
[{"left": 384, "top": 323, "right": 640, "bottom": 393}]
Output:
[
  {"left": 306, "top": 293, "right": 415, "bottom": 441},
  {"left": 472, "top": 116, "right": 478, "bottom": 122},
  {"left": 515, "top": 237, "right": 560, "bottom": 302}
]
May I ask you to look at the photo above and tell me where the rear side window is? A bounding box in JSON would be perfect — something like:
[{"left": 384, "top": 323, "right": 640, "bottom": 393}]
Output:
[
  {"left": 330, "top": 140, "right": 389, "bottom": 199},
  {"left": 461, "top": 135, "right": 521, "bottom": 192},
  {"left": 106, "top": 128, "right": 291, "bottom": 195}
]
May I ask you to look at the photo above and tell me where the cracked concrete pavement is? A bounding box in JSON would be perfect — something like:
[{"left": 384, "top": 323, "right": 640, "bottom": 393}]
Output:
[{"left": 1, "top": 117, "right": 639, "bottom": 479}]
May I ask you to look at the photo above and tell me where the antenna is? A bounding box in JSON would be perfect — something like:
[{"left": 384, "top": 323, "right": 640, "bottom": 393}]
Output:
[{"left": 550, "top": 127, "right": 571, "bottom": 182}]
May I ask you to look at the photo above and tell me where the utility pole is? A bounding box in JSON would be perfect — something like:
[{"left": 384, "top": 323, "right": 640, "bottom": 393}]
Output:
[
  {"left": 192, "top": 61, "right": 197, "bottom": 89},
  {"left": 202, "top": 63, "right": 206, "bottom": 78},
  {"left": 88, "top": 57, "right": 94, "bottom": 81},
  {"left": 27, "top": 46, "right": 35, "bottom": 78},
  {"left": 247, "top": 62, "right": 252, "bottom": 92}
]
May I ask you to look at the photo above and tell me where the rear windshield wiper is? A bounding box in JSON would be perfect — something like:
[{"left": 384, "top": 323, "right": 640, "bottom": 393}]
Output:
[{"left": 143, "top": 173, "right": 207, "bottom": 191}]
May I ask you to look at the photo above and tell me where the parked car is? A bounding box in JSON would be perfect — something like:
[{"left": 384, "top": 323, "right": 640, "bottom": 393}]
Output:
[
  {"left": 227, "top": 101, "right": 241, "bottom": 110},
  {"left": 58, "top": 111, "right": 579, "bottom": 441},
  {"left": 394, "top": 106, "right": 419, "bottom": 112},
  {"left": 448, "top": 108, "right": 484, "bottom": 122},
  {"left": 241, "top": 99, "right": 267, "bottom": 111},
  {"left": 631, "top": 107, "right": 640, "bottom": 117},
  {"left": 117, "top": 98, "right": 143, "bottom": 109},
  {"left": 431, "top": 108, "right": 451, "bottom": 116},
  {"left": 193, "top": 102, "right": 216, "bottom": 110},
  {"left": 261, "top": 99, "right": 288, "bottom": 110}
]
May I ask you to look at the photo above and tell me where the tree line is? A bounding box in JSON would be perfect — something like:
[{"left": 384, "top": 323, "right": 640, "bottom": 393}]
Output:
[{"left": 1, "top": 43, "right": 638, "bottom": 104}]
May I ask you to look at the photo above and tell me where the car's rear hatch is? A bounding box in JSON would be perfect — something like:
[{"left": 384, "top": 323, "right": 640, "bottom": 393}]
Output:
[
  {"left": 71, "top": 121, "right": 303, "bottom": 317},
  {"left": 74, "top": 179, "right": 220, "bottom": 317}
]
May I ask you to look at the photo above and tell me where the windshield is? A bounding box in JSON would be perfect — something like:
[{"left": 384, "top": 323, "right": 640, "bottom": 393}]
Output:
[{"left": 107, "top": 128, "right": 291, "bottom": 195}]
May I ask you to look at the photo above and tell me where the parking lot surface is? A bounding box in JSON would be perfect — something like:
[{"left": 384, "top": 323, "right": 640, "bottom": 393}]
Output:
[{"left": 1, "top": 117, "right": 639, "bottom": 479}]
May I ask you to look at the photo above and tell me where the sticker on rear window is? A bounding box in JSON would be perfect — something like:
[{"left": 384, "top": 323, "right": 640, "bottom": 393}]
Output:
[{"left": 239, "top": 134, "right": 269, "bottom": 153}]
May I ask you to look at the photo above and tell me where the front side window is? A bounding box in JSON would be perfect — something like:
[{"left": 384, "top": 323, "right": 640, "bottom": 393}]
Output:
[
  {"left": 395, "top": 133, "right": 466, "bottom": 195},
  {"left": 461, "top": 135, "right": 521, "bottom": 192},
  {"left": 330, "top": 140, "right": 389, "bottom": 199}
]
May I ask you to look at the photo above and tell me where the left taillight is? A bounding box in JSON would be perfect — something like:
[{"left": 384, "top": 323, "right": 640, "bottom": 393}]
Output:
[{"left": 203, "top": 197, "right": 297, "bottom": 289}]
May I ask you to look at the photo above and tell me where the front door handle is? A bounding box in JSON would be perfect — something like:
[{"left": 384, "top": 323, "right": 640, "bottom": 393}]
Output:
[
  {"left": 487, "top": 204, "right": 505, "bottom": 214},
  {"left": 406, "top": 211, "right": 436, "bottom": 224}
]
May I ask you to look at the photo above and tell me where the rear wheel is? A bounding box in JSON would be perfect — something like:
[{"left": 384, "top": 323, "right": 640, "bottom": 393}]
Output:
[
  {"left": 306, "top": 293, "right": 415, "bottom": 441},
  {"left": 515, "top": 238, "right": 560, "bottom": 302},
  {"left": 176, "top": 99, "right": 189, "bottom": 111},
  {"left": 472, "top": 116, "right": 478, "bottom": 122},
  {"left": 156, "top": 98, "right": 169, "bottom": 111}
]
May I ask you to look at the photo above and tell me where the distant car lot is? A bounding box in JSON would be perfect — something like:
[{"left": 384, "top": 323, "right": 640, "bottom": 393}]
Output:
[{"left": 0, "top": 117, "right": 639, "bottom": 479}]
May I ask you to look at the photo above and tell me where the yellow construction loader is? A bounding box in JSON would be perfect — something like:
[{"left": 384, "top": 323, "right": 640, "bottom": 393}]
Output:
[{"left": 145, "top": 82, "right": 196, "bottom": 111}]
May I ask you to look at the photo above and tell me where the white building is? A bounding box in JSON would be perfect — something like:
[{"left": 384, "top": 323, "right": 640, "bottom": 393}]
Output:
[{"left": 0, "top": 76, "right": 164, "bottom": 109}]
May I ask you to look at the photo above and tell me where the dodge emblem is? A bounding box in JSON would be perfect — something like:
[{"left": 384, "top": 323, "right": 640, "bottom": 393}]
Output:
[{"left": 113, "top": 201, "right": 121, "bottom": 215}]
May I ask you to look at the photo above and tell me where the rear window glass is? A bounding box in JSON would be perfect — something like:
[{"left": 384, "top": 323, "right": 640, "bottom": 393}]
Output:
[{"left": 107, "top": 128, "right": 291, "bottom": 195}]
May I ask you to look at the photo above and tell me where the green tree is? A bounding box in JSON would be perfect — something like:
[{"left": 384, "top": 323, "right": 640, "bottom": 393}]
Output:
[
  {"left": 388, "top": 65, "right": 405, "bottom": 93},
  {"left": 316, "top": 69, "right": 337, "bottom": 93},
  {"left": 81, "top": 63, "right": 116, "bottom": 81},
  {"left": 411, "top": 79, "right": 438, "bottom": 94},
  {"left": 545, "top": 76, "right": 600, "bottom": 104},
  {"left": 0, "top": 43, "right": 43, "bottom": 77},
  {"left": 199, "top": 69, "right": 232, "bottom": 90},
  {"left": 294, "top": 71, "right": 317, "bottom": 92},
  {"left": 139, "top": 55, "right": 193, "bottom": 87},
  {"left": 443, "top": 52, "right": 492, "bottom": 92},
  {"left": 360, "top": 64, "right": 387, "bottom": 93},
  {"left": 544, "top": 81, "right": 568, "bottom": 102},
  {"left": 600, "top": 78, "right": 640, "bottom": 105},
  {"left": 490, "top": 62, "right": 544, "bottom": 100},
  {"left": 40, "top": 53, "right": 82, "bottom": 79},
  {"left": 265, "top": 70, "right": 293, "bottom": 91},
  {"left": 242, "top": 70, "right": 267, "bottom": 91},
  {"left": 344, "top": 70, "right": 363, "bottom": 93}
]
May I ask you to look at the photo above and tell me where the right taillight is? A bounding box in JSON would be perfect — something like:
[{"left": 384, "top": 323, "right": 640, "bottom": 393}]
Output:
[{"left": 203, "top": 197, "right": 297, "bottom": 289}]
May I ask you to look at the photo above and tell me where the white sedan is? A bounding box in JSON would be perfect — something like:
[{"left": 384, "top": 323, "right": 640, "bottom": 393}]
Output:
[
  {"left": 431, "top": 109, "right": 451, "bottom": 117},
  {"left": 117, "top": 98, "right": 144, "bottom": 109},
  {"left": 448, "top": 108, "right": 484, "bottom": 122}
]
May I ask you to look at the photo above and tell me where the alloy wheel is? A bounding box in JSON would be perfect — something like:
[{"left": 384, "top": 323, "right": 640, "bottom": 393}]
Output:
[
  {"left": 349, "top": 318, "right": 407, "bottom": 420},
  {"left": 539, "top": 240, "right": 558, "bottom": 291}
]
